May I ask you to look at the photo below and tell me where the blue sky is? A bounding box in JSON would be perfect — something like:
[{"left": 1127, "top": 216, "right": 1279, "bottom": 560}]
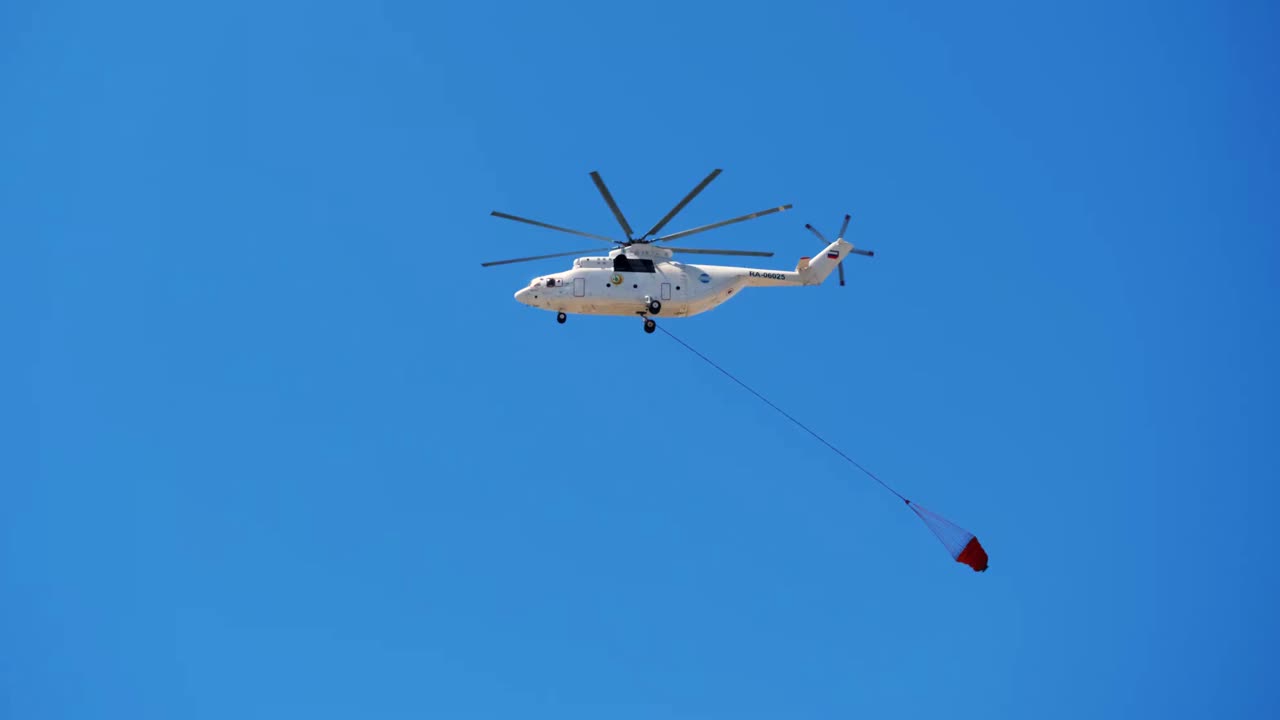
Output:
[{"left": 5, "top": 1, "right": 1279, "bottom": 717}]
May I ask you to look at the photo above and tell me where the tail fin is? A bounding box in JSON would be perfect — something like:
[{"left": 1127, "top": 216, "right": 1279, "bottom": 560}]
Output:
[
  {"left": 800, "top": 239, "right": 853, "bottom": 285},
  {"left": 804, "top": 214, "right": 873, "bottom": 286},
  {"left": 747, "top": 235, "right": 863, "bottom": 289}
]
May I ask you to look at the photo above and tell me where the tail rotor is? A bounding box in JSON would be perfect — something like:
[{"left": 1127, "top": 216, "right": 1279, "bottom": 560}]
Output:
[{"left": 805, "top": 214, "right": 872, "bottom": 286}]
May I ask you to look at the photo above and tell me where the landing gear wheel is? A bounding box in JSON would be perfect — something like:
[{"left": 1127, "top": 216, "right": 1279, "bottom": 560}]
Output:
[
  {"left": 556, "top": 312, "right": 567, "bottom": 324},
  {"left": 643, "top": 318, "right": 656, "bottom": 334},
  {"left": 647, "top": 299, "right": 662, "bottom": 315}
]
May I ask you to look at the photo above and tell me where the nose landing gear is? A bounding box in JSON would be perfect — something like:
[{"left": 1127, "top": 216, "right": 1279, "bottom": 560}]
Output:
[
  {"left": 556, "top": 312, "right": 567, "bottom": 324},
  {"left": 645, "top": 297, "right": 662, "bottom": 315},
  {"left": 643, "top": 318, "right": 656, "bottom": 334}
]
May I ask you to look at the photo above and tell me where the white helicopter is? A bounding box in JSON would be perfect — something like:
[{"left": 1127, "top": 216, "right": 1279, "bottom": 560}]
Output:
[{"left": 482, "top": 169, "right": 873, "bottom": 333}]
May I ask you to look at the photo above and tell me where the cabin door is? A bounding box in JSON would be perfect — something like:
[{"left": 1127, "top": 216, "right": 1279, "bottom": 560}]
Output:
[
  {"left": 661, "top": 282, "right": 672, "bottom": 301},
  {"left": 574, "top": 277, "right": 586, "bottom": 297}
]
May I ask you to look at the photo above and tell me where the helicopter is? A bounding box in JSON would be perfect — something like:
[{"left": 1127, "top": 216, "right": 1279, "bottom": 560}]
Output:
[{"left": 482, "top": 170, "right": 874, "bottom": 333}]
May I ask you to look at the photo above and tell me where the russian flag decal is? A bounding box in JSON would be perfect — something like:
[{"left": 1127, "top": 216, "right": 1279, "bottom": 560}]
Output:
[{"left": 827, "top": 250, "right": 840, "bottom": 259}]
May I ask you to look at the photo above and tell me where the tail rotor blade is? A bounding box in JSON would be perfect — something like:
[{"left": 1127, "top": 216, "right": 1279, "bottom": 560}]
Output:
[
  {"left": 804, "top": 223, "right": 829, "bottom": 244},
  {"left": 838, "top": 261, "right": 846, "bottom": 286},
  {"left": 656, "top": 204, "right": 793, "bottom": 243},
  {"left": 838, "top": 213, "right": 875, "bottom": 259},
  {"left": 643, "top": 169, "right": 722, "bottom": 239},
  {"left": 590, "top": 171, "right": 635, "bottom": 240}
]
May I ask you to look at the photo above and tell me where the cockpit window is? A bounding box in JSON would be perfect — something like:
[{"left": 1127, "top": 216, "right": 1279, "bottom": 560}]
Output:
[{"left": 545, "top": 278, "right": 556, "bottom": 288}]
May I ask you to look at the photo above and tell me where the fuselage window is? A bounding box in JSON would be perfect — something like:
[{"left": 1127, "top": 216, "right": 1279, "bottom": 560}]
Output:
[{"left": 613, "top": 256, "right": 657, "bottom": 273}]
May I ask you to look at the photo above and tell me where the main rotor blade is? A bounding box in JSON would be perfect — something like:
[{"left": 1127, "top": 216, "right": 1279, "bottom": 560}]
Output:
[
  {"left": 656, "top": 204, "right": 793, "bottom": 243},
  {"left": 480, "top": 248, "right": 607, "bottom": 267},
  {"left": 642, "top": 169, "right": 722, "bottom": 239},
  {"left": 490, "top": 211, "right": 620, "bottom": 244},
  {"left": 666, "top": 247, "right": 775, "bottom": 258},
  {"left": 590, "top": 171, "right": 635, "bottom": 239}
]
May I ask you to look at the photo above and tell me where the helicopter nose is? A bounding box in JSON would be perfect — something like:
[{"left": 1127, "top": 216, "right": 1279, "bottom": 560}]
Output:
[{"left": 514, "top": 287, "right": 532, "bottom": 305}]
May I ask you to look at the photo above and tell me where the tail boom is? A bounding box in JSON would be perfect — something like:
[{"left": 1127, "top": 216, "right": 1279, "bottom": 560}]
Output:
[{"left": 738, "top": 238, "right": 853, "bottom": 287}]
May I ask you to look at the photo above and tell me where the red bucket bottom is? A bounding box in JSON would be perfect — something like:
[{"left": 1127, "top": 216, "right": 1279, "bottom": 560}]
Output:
[{"left": 956, "top": 537, "right": 989, "bottom": 572}]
